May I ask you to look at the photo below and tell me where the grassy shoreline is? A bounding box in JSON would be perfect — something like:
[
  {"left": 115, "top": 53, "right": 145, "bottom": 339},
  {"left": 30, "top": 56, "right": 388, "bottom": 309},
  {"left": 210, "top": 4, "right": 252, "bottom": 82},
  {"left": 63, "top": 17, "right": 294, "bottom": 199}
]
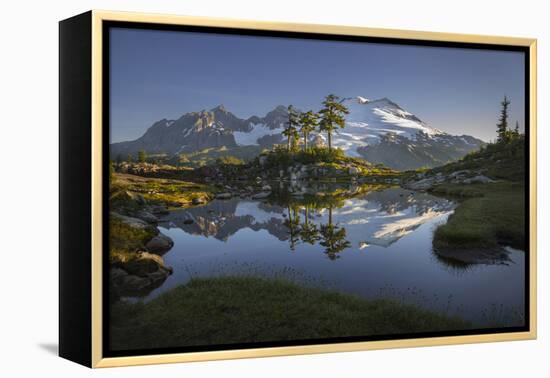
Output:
[
  {"left": 110, "top": 276, "right": 468, "bottom": 351},
  {"left": 431, "top": 181, "right": 525, "bottom": 252}
]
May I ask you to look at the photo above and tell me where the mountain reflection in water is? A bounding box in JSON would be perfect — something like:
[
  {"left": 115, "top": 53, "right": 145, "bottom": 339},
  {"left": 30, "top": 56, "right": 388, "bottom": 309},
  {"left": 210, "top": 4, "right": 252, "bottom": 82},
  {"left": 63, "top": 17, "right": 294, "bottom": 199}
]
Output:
[{"left": 145, "top": 185, "right": 524, "bottom": 326}]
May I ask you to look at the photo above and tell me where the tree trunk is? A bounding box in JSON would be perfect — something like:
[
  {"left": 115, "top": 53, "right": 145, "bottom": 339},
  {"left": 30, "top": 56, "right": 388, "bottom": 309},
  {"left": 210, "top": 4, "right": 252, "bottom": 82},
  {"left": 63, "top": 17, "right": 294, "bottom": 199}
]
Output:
[
  {"left": 328, "top": 131, "right": 332, "bottom": 151},
  {"left": 287, "top": 136, "right": 291, "bottom": 151},
  {"left": 304, "top": 132, "right": 308, "bottom": 151}
]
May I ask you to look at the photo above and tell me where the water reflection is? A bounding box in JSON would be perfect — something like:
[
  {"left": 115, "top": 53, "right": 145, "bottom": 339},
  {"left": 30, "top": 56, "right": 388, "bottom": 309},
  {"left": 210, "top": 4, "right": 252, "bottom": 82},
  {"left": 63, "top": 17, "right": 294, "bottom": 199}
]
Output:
[
  {"left": 150, "top": 183, "right": 524, "bottom": 326},
  {"left": 161, "top": 184, "right": 456, "bottom": 261}
]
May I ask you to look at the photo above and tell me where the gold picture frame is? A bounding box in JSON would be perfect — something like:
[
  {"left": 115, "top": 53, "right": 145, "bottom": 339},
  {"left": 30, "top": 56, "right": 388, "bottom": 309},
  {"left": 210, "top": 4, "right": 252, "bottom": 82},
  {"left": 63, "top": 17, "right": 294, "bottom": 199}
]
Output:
[{"left": 59, "top": 9, "right": 537, "bottom": 368}]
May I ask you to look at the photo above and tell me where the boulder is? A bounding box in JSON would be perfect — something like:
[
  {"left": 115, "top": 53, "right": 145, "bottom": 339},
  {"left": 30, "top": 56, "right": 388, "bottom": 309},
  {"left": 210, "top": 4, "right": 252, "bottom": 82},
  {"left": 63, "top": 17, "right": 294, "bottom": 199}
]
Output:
[
  {"left": 150, "top": 205, "right": 169, "bottom": 215},
  {"left": 192, "top": 197, "right": 206, "bottom": 205},
  {"left": 135, "top": 211, "right": 158, "bottom": 224},
  {"left": 261, "top": 184, "right": 272, "bottom": 191},
  {"left": 110, "top": 263, "right": 171, "bottom": 297},
  {"left": 112, "top": 213, "right": 154, "bottom": 231},
  {"left": 123, "top": 251, "right": 172, "bottom": 277},
  {"left": 145, "top": 233, "right": 174, "bottom": 255},
  {"left": 216, "top": 192, "right": 232, "bottom": 199},
  {"left": 448, "top": 169, "right": 471, "bottom": 179}
]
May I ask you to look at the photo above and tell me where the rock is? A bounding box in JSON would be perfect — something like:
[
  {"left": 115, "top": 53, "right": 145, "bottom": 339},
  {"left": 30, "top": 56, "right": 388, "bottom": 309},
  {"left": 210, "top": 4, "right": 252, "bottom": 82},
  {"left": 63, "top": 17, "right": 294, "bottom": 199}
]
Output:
[
  {"left": 259, "top": 155, "right": 268, "bottom": 166},
  {"left": 192, "top": 197, "right": 206, "bottom": 205},
  {"left": 135, "top": 194, "right": 147, "bottom": 205},
  {"left": 110, "top": 267, "right": 129, "bottom": 284},
  {"left": 183, "top": 219, "right": 194, "bottom": 225},
  {"left": 448, "top": 170, "right": 471, "bottom": 179},
  {"left": 145, "top": 233, "right": 174, "bottom": 255},
  {"left": 216, "top": 192, "right": 232, "bottom": 199},
  {"left": 251, "top": 192, "right": 271, "bottom": 199},
  {"left": 123, "top": 252, "right": 170, "bottom": 277},
  {"left": 348, "top": 166, "right": 360, "bottom": 175},
  {"left": 405, "top": 177, "right": 435, "bottom": 190},
  {"left": 112, "top": 213, "right": 154, "bottom": 231},
  {"left": 135, "top": 211, "right": 158, "bottom": 224},
  {"left": 110, "top": 261, "right": 171, "bottom": 297},
  {"left": 150, "top": 205, "right": 169, "bottom": 215},
  {"left": 262, "top": 184, "right": 272, "bottom": 191},
  {"left": 463, "top": 175, "right": 495, "bottom": 184}
]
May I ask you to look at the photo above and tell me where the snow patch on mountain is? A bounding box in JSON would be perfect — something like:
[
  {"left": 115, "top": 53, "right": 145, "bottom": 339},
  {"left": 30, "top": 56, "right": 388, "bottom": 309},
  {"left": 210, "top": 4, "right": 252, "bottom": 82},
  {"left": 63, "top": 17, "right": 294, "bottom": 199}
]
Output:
[
  {"left": 327, "top": 97, "right": 445, "bottom": 156},
  {"left": 234, "top": 123, "right": 284, "bottom": 146}
]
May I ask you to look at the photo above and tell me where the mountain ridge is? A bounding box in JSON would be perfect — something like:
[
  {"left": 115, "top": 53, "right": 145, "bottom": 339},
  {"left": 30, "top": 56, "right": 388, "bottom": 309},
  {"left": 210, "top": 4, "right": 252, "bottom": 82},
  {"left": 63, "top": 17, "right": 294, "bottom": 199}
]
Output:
[{"left": 110, "top": 97, "right": 485, "bottom": 170}]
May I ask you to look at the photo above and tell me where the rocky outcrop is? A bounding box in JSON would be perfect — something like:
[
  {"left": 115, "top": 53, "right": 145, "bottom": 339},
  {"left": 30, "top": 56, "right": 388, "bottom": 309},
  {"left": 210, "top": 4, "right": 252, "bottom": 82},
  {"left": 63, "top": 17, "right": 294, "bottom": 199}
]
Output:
[
  {"left": 403, "top": 169, "right": 496, "bottom": 191},
  {"left": 110, "top": 252, "right": 173, "bottom": 297},
  {"left": 109, "top": 212, "right": 174, "bottom": 298}
]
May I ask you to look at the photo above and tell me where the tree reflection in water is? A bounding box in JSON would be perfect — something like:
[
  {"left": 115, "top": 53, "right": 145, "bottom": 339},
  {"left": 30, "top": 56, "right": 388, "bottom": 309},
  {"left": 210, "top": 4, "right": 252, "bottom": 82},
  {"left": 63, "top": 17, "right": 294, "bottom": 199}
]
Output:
[{"left": 283, "top": 201, "right": 351, "bottom": 260}]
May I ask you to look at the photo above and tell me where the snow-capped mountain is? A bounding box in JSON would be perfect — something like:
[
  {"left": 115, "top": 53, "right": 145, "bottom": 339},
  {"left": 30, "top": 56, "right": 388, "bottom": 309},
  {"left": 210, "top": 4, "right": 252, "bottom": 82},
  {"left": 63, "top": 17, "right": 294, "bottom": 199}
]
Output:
[{"left": 110, "top": 97, "right": 485, "bottom": 170}]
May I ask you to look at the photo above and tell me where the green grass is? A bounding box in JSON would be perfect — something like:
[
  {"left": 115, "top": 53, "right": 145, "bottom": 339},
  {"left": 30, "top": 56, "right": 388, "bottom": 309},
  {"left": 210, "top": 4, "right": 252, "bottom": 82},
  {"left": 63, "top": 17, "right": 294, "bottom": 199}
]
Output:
[
  {"left": 110, "top": 276, "right": 468, "bottom": 351},
  {"left": 432, "top": 182, "right": 525, "bottom": 250},
  {"left": 111, "top": 173, "right": 215, "bottom": 208},
  {"left": 109, "top": 216, "right": 157, "bottom": 264}
]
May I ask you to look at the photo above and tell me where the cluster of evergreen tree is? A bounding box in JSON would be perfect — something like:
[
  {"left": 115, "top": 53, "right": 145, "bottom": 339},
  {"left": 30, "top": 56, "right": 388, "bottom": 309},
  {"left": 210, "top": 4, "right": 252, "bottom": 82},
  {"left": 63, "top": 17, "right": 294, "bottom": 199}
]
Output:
[
  {"left": 283, "top": 94, "right": 350, "bottom": 152},
  {"left": 496, "top": 95, "right": 522, "bottom": 144}
]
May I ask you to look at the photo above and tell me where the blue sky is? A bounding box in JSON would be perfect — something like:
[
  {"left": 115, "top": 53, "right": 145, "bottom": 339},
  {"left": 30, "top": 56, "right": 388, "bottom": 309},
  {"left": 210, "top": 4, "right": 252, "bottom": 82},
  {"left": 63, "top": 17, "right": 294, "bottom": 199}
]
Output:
[{"left": 110, "top": 27, "right": 525, "bottom": 143}]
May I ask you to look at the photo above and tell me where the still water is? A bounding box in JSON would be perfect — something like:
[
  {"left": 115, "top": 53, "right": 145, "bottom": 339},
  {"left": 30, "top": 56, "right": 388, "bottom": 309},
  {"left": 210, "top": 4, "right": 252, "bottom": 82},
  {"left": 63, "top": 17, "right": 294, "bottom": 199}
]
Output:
[{"left": 146, "top": 186, "right": 524, "bottom": 326}]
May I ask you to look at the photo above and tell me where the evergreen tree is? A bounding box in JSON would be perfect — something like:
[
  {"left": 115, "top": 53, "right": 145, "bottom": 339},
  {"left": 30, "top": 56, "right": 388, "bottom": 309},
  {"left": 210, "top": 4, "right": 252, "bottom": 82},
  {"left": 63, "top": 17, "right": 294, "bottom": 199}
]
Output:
[
  {"left": 298, "top": 110, "right": 319, "bottom": 151},
  {"left": 127, "top": 154, "right": 133, "bottom": 163},
  {"left": 282, "top": 105, "right": 300, "bottom": 151},
  {"left": 496, "top": 95, "right": 511, "bottom": 143},
  {"left": 319, "top": 94, "right": 349, "bottom": 151},
  {"left": 514, "top": 121, "right": 520, "bottom": 137},
  {"left": 137, "top": 150, "right": 147, "bottom": 163}
]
